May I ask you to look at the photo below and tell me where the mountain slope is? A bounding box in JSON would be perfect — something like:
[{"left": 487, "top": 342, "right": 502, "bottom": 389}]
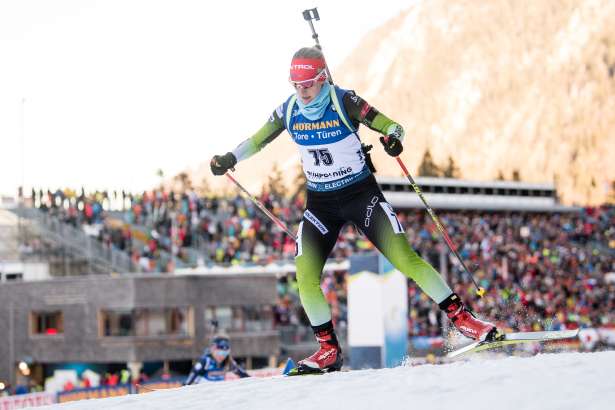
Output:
[{"left": 337, "top": 0, "right": 615, "bottom": 205}]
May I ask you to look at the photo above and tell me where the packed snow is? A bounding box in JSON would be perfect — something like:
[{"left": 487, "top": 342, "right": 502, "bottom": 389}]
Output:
[{"left": 38, "top": 351, "right": 615, "bottom": 410}]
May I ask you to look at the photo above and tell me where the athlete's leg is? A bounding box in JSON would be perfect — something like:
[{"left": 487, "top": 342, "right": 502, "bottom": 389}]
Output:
[
  {"left": 294, "top": 207, "right": 346, "bottom": 372},
  {"left": 295, "top": 209, "right": 343, "bottom": 326},
  {"left": 347, "top": 187, "right": 497, "bottom": 340},
  {"left": 348, "top": 189, "right": 452, "bottom": 304}
]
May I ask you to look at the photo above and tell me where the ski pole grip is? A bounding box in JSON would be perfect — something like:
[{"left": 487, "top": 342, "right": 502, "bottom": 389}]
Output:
[{"left": 303, "top": 8, "right": 319, "bottom": 21}]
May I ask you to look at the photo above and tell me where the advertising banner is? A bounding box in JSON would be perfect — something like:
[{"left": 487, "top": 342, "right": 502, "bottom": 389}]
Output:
[
  {"left": 56, "top": 385, "right": 131, "bottom": 403},
  {"left": 0, "top": 392, "right": 55, "bottom": 409}
]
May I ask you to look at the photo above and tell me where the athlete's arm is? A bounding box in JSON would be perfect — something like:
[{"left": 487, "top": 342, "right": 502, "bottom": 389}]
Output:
[
  {"left": 342, "top": 92, "right": 404, "bottom": 142},
  {"left": 229, "top": 358, "right": 250, "bottom": 378},
  {"left": 184, "top": 357, "right": 206, "bottom": 385},
  {"left": 231, "top": 107, "right": 286, "bottom": 162}
]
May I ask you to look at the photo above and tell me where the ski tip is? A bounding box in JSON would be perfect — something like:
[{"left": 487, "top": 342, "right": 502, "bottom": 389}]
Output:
[{"left": 282, "top": 358, "right": 297, "bottom": 376}]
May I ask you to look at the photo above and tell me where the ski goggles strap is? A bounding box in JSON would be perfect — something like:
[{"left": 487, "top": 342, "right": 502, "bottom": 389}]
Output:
[{"left": 289, "top": 69, "right": 328, "bottom": 89}]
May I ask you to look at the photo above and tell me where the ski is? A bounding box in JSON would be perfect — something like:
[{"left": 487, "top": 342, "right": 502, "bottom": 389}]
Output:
[
  {"left": 285, "top": 367, "right": 348, "bottom": 377},
  {"left": 447, "top": 328, "right": 580, "bottom": 358},
  {"left": 282, "top": 358, "right": 344, "bottom": 377},
  {"left": 285, "top": 367, "right": 327, "bottom": 377}
]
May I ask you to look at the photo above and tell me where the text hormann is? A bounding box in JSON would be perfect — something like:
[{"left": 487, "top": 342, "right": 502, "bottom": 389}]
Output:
[{"left": 293, "top": 119, "right": 340, "bottom": 131}]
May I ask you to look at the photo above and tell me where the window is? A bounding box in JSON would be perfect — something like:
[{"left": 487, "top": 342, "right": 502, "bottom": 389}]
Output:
[
  {"left": 140, "top": 307, "right": 190, "bottom": 336},
  {"left": 205, "top": 305, "right": 273, "bottom": 333},
  {"left": 205, "top": 306, "right": 232, "bottom": 333},
  {"left": 31, "top": 311, "right": 63, "bottom": 335},
  {"left": 242, "top": 306, "right": 274, "bottom": 332},
  {"left": 100, "top": 307, "right": 192, "bottom": 337},
  {"left": 101, "top": 309, "right": 134, "bottom": 336}
]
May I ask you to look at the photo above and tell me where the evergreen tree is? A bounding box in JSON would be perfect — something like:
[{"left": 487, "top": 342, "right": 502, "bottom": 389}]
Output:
[
  {"left": 197, "top": 177, "right": 211, "bottom": 197},
  {"left": 156, "top": 169, "right": 165, "bottom": 189},
  {"left": 175, "top": 172, "right": 192, "bottom": 192},
  {"left": 443, "top": 156, "right": 461, "bottom": 178},
  {"left": 266, "top": 163, "right": 287, "bottom": 198},
  {"left": 512, "top": 169, "right": 521, "bottom": 181},
  {"left": 291, "top": 162, "right": 307, "bottom": 199},
  {"left": 417, "top": 149, "right": 442, "bottom": 177},
  {"left": 607, "top": 181, "right": 615, "bottom": 204}
]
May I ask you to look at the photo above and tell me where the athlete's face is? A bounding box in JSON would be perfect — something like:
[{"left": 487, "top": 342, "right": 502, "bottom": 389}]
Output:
[
  {"left": 212, "top": 348, "right": 229, "bottom": 363},
  {"left": 296, "top": 80, "right": 324, "bottom": 104}
]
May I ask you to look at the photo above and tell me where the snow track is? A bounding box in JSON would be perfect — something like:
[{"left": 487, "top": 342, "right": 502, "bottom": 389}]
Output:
[{"left": 39, "top": 351, "right": 615, "bottom": 410}]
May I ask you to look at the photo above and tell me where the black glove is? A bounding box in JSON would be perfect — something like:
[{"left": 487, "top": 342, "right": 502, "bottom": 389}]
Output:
[
  {"left": 379, "top": 124, "right": 404, "bottom": 157},
  {"left": 380, "top": 136, "right": 403, "bottom": 157},
  {"left": 210, "top": 152, "right": 237, "bottom": 176}
]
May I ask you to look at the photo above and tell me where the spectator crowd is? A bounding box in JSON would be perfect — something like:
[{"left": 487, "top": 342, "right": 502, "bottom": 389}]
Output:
[{"left": 27, "top": 188, "right": 615, "bottom": 339}]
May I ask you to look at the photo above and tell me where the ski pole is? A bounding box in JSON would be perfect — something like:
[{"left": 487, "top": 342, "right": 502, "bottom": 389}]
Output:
[
  {"left": 302, "top": 8, "right": 334, "bottom": 85},
  {"left": 300, "top": 9, "right": 485, "bottom": 297},
  {"left": 225, "top": 172, "right": 297, "bottom": 241},
  {"left": 384, "top": 141, "right": 486, "bottom": 297},
  {"left": 300, "top": 9, "right": 484, "bottom": 297}
]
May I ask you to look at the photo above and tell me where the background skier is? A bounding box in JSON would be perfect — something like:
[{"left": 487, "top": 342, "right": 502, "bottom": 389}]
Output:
[{"left": 184, "top": 335, "right": 250, "bottom": 384}]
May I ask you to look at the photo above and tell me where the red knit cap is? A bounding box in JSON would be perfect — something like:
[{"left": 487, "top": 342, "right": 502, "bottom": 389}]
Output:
[{"left": 290, "top": 57, "right": 326, "bottom": 82}]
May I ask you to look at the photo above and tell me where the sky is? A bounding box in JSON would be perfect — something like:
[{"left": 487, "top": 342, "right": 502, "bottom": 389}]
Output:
[{"left": 0, "top": 0, "right": 411, "bottom": 197}]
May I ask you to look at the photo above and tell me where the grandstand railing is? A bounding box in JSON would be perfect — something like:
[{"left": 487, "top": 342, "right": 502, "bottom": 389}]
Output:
[{"left": 11, "top": 207, "right": 137, "bottom": 274}]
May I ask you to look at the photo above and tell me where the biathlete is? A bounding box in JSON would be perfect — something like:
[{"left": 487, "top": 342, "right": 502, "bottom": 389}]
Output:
[
  {"left": 184, "top": 335, "right": 250, "bottom": 384},
  {"left": 210, "top": 47, "right": 498, "bottom": 374}
]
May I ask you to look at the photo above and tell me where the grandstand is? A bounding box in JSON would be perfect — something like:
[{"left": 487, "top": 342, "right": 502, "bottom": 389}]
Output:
[
  {"left": 0, "top": 178, "right": 613, "bottom": 398},
  {"left": 378, "top": 176, "right": 578, "bottom": 212}
]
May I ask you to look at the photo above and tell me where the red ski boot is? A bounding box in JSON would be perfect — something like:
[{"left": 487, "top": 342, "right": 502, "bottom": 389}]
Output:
[
  {"left": 439, "top": 293, "right": 498, "bottom": 341},
  {"left": 297, "top": 321, "right": 343, "bottom": 374}
]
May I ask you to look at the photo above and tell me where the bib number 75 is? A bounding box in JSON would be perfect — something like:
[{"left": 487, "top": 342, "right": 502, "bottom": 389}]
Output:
[{"left": 307, "top": 148, "right": 334, "bottom": 166}]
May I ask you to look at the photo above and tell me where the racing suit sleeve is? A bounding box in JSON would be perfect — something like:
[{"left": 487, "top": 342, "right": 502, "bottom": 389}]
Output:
[
  {"left": 342, "top": 91, "right": 405, "bottom": 141},
  {"left": 229, "top": 358, "right": 250, "bottom": 378},
  {"left": 231, "top": 105, "right": 286, "bottom": 162},
  {"left": 184, "top": 356, "right": 207, "bottom": 385},
  {"left": 184, "top": 356, "right": 211, "bottom": 386}
]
